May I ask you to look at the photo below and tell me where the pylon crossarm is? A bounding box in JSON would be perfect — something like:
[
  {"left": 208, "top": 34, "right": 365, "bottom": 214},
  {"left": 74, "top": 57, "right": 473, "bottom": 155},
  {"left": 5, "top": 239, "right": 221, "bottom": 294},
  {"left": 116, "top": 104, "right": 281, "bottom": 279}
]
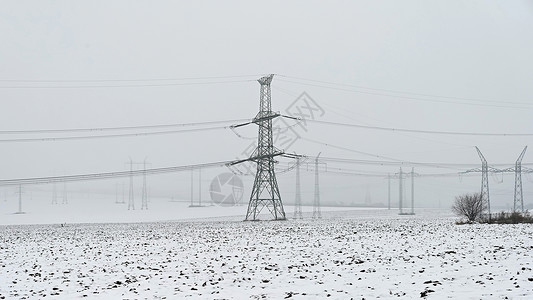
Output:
[
  {"left": 280, "top": 114, "right": 301, "bottom": 121},
  {"left": 230, "top": 121, "right": 253, "bottom": 129},
  {"left": 228, "top": 152, "right": 284, "bottom": 166},
  {"left": 281, "top": 153, "right": 305, "bottom": 159},
  {"left": 253, "top": 111, "right": 281, "bottom": 124}
]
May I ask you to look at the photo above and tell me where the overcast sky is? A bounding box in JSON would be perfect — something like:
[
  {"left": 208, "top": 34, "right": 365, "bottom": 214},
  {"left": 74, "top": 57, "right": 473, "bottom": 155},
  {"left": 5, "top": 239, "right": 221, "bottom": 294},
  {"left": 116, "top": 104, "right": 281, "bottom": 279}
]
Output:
[{"left": 1, "top": 1, "right": 532, "bottom": 209}]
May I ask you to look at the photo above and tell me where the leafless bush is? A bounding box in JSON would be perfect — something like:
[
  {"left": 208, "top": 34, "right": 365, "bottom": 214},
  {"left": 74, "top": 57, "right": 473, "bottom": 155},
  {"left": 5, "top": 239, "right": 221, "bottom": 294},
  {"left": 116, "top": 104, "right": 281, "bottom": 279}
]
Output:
[{"left": 452, "top": 193, "right": 485, "bottom": 222}]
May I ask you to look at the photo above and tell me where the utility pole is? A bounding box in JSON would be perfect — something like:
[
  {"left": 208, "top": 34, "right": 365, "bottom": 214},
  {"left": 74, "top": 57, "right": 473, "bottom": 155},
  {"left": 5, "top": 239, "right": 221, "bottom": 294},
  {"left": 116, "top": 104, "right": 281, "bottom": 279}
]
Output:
[
  {"left": 313, "top": 153, "right": 322, "bottom": 219},
  {"left": 293, "top": 157, "right": 303, "bottom": 219},
  {"left": 514, "top": 146, "right": 527, "bottom": 212}
]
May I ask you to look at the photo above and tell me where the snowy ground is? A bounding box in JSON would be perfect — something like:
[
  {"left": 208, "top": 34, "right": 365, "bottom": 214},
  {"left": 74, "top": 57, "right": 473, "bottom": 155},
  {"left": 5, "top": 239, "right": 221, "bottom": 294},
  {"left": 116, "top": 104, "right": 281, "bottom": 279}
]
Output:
[{"left": 1, "top": 207, "right": 532, "bottom": 299}]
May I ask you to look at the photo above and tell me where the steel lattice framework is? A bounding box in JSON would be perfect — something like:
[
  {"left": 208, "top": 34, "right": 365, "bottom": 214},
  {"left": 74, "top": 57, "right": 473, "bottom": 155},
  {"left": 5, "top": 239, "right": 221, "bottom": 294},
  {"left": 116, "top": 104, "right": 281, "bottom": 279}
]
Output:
[
  {"left": 245, "top": 74, "right": 286, "bottom": 220},
  {"left": 312, "top": 153, "right": 322, "bottom": 219},
  {"left": 513, "top": 146, "right": 527, "bottom": 212},
  {"left": 475, "top": 146, "right": 491, "bottom": 216},
  {"left": 293, "top": 157, "right": 303, "bottom": 219}
]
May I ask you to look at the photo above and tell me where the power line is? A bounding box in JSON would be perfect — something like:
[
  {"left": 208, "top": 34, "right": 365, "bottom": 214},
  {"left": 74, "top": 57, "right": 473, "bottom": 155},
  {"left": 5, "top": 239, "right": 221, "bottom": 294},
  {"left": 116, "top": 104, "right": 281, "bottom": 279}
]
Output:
[
  {"left": 301, "top": 137, "right": 460, "bottom": 170},
  {"left": 276, "top": 75, "right": 532, "bottom": 109},
  {"left": 301, "top": 138, "right": 527, "bottom": 171},
  {"left": 0, "top": 74, "right": 263, "bottom": 83},
  {"left": 277, "top": 74, "right": 533, "bottom": 107},
  {"left": 0, "top": 125, "right": 231, "bottom": 143},
  {"left": 0, "top": 161, "right": 231, "bottom": 186},
  {"left": 0, "top": 79, "right": 256, "bottom": 89},
  {"left": 305, "top": 119, "right": 533, "bottom": 137},
  {"left": 0, "top": 119, "right": 248, "bottom": 135}
]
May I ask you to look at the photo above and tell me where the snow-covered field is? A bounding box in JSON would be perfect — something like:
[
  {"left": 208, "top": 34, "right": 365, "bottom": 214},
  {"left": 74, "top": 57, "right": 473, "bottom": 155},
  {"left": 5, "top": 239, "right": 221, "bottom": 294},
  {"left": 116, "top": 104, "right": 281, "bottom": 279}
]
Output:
[{"left": 1, "top": 208, "right": 532, "bottom": 299}]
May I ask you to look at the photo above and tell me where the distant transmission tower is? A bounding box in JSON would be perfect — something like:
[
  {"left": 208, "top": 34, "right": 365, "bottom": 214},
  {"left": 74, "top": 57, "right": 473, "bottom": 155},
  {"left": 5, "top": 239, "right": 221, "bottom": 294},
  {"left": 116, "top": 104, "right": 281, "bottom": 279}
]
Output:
[
  {"left": 229, "top": 74, "right": 299, "bottom": 220},
  {"left": 62, "top": 181, "right": 68, "bottom": 204},
  {"left": 313, "top": 153, "right": 322, "bottom": 219},
  {"left": 398, "top": 167, "right": 404, "bottom": 214},
  {"left": 387, "top": 173, "right": 391, "bottom": 210},
  {"left": 513, "top": 146, "right": 527, "bottom": 212},
  {"left": 293, "top": 157, "right": 303, "bottom": 219},
  {"left": 141, "top": 158, "right": 148, "bottom": 210},
  {"left": 128, "top": 158, "right": 135, "bottom": 210},
  {"left": 15, "top": 185, "right": 24, "bottom": 214},
  {"left": 475, "top": 147, "right": 490, "bottom": 217},
  {"left": 190, "top": 168, "right": 194, "bottom": 206},
  {"left": 115, "top": 183, "right": 120, "bottom": 204},
  {"left": 409, "top": 168, "right": 416, "bottom": 215},
  {"left": 189, "top": 168, "right": 203, "bottom": 207},
  {"left": 198, "top": 168, "right": 202, "bottom": 207},
  {"left": 52, "top": 183, "right": 58, "bottom": 205}
]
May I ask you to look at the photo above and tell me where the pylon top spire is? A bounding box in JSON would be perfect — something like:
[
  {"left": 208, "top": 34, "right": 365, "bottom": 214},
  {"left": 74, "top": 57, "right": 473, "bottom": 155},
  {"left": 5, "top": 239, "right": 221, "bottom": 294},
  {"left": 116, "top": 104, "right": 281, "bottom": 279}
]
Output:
[{"left": 257, "top": 74, "right": 274, "bottom": 85}]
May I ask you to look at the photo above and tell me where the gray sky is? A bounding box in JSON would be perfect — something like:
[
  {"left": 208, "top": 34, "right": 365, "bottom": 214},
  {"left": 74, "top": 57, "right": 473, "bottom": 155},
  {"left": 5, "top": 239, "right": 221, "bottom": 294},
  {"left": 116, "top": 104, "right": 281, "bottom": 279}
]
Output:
[{"left": 1, "top": 0, "right": 532, "bottom": 209}]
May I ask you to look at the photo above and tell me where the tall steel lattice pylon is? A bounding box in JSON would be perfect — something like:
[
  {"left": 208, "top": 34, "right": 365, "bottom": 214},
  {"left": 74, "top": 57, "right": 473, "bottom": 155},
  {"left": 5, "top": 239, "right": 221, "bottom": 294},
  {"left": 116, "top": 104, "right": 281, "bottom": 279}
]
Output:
[
  {"left": 293, "top": 157, "right": 303, "bottom": 219},
  {"left": 514, "top": 146, "right": 527, "bottom": 212},
  {"left": 387, "top": 173, "right": 391, "bottom": 210},
  {"left": 475, "top": 147, "right": 490, "bottom": 216},
  {"left": 245, "top": 74, "right": 286, "bottom": 221},
  {"left": 141, "top": 159, "right": 148, "bottom": 210},
  {"left": 128, "top": 158, "right": 135, "bottom": 210},
  {"left": 410, "top": 167, "right": 415, "bottom": 215},
  {"left": 398, "top": 167, "right": 403, "bottom": 214},
  {"left": 312, "top": 153, "right": 322, "bottom": 219}
]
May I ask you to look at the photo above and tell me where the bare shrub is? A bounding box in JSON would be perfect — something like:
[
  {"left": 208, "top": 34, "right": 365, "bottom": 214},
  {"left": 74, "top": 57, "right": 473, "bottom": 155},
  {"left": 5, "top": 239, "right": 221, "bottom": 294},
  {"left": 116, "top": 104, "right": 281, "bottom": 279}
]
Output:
[{"left": 452, "top": 193, "right": 485, "bottom": 222}]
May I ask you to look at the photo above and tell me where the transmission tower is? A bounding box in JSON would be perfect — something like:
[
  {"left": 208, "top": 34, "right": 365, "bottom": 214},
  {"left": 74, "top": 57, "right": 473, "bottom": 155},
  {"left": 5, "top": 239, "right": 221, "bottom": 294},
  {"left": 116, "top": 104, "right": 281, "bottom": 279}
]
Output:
[
  {"left": 115, "top": 183, "right": 120, "bottom": 204},
  {"left": 513, "top": 146, "right": 527, "bottom": 212},
  {"left": 62, "top": 181, "right": 68, "bottom": 204},
  {"left": 199, "top": 168, "right": 202, "bottom": 207},
  {"left": 52, "top": 183, "right": 58, "bottom": 205},
  {"left": 475, "top": 147, "right": 491, "bottom": 217},
  {"left": 293, "top": 157, "right": 303, "bottom": 219},
  {"left": 128, "top": 158, "right": 135, "bottom": 210},
  {"left": 15, "top": 185, "right": 24, "bottom": 214},
  {"left": 229, "top": 74, "right": 300, "bottom": 220},
  {"left": 398, "top": 167, "right": 403, "bottom": 214},
  {"left": 313, "top": 153, "right": 322, "bottom": 219},
  {"left": 141, "top": 158, "right": 148, "bottom": 210},
  {"left": 409, "top": 167, "right": 415, "bottom": 215},
  {"left": 190, "top": 168, "right": 194, "bottom": 206},
  {"left": 387, "top": 173, "right": 391, "bottom": 210}
]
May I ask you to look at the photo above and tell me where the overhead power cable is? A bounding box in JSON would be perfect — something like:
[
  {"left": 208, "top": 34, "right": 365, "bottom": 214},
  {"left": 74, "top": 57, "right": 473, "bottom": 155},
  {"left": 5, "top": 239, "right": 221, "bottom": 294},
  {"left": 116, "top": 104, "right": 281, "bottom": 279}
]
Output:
[
  {"left": 318, "top": 156, "right": 481, "bottom": 168},
  {"left": 0, "top": 77, "right": 258, "bottom": 89},
  {"left": 0, "top": 74, "right": 263, "bottom": 83},
  {"left": 304, "top": 119, "right": 533, "bottom": 137},
  {"left": 276, "top": 75, "right": 532, "bottom": 109},
  {"left": 0, "top": 119, "right": 248, "bottom": 135},
  {"left": 302, "top": 137, "right": 472, "bottom": 171},
  {"left": 0, "top": 126, "right": 230, "bottom": 143},
  {"left": 0, "top": 161, "right": 232, "bottom": 186}
]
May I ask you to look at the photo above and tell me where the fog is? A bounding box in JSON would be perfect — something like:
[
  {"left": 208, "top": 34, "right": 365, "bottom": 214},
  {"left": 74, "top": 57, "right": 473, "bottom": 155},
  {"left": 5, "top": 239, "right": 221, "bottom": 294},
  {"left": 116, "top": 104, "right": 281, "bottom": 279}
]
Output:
[{"left": 1, "top": 0, "right": 532, "bottom": 213}]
